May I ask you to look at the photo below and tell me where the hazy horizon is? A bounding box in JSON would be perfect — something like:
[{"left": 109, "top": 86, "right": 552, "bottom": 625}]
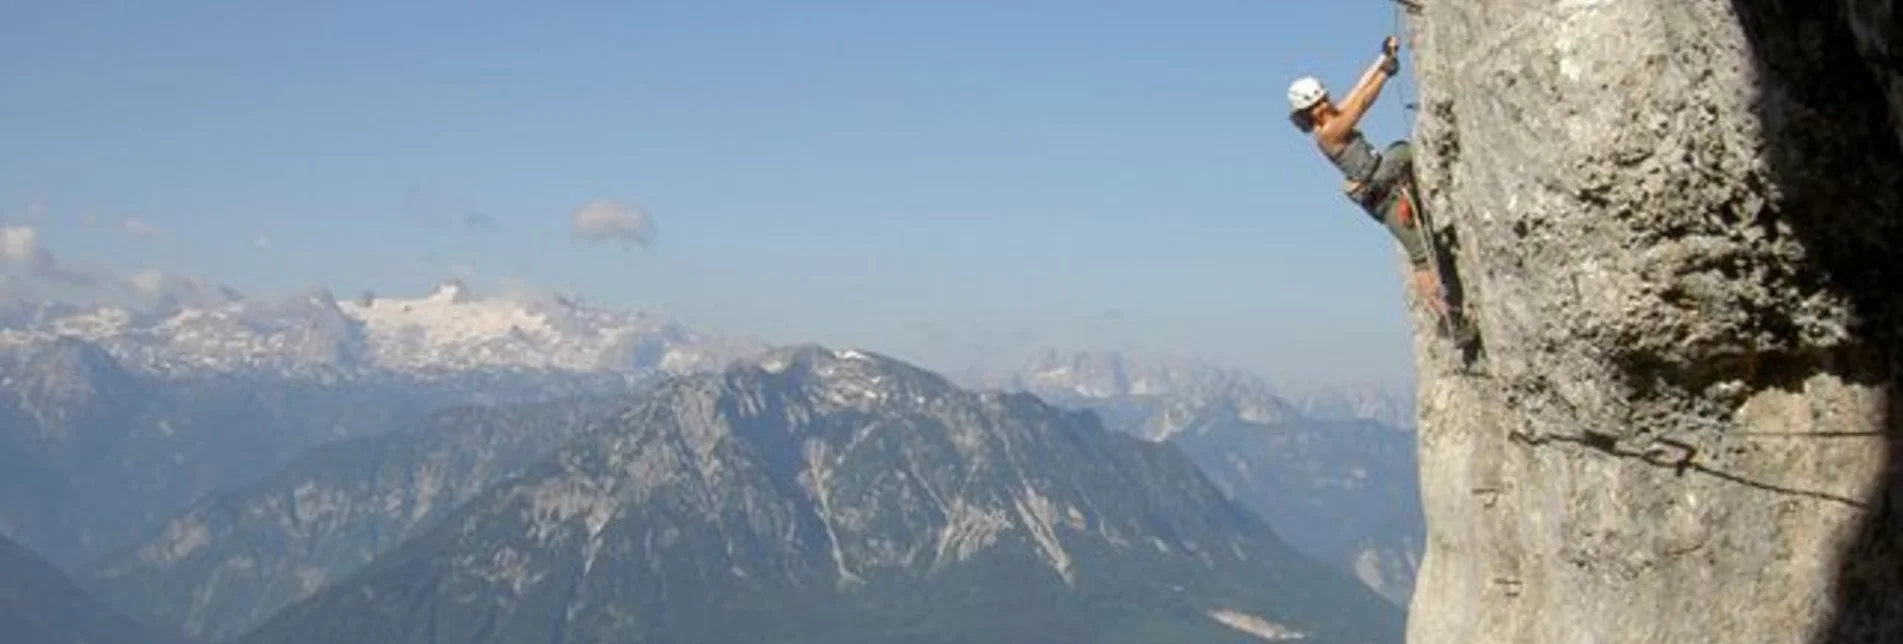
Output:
[{"left": 2, "top": 0, "right": 1422, "bottom": 392}]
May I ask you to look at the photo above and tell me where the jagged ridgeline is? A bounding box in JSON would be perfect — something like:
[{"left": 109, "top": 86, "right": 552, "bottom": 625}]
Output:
[{"left": 240, "top": 346, "right": 1403, "bottom": 644}]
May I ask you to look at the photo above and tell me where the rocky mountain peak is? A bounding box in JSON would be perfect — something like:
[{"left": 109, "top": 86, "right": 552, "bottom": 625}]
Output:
[
  {"left": 748, "top": 344, "right": 955, "bottom": 401},
  {"left": 238, "top": 349, "right": 1403, "bottom": 644}
]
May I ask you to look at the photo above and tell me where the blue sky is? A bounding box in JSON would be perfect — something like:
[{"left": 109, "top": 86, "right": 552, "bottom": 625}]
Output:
[{"left": 0, "top": 0, "right": 1422, "bottom": 389}]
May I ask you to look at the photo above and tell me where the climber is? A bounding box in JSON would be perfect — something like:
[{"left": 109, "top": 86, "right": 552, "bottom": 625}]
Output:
[{"left": 1287, "top": 36, "right": 1450, "bottom": 320}]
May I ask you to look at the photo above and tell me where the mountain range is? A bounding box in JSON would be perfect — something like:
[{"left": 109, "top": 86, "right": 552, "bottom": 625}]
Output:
[
  {"left": 237, "top": 346, "right": 1405, "bottom": 643},
  {"left": 0, "top": 281, "right": 763, "bottom": 378},
  {"left": 969, "top": 349, "right": 1423, "bottom": 603},
  {"left": 965, "top": 349, "right": 1413, "bottom": 439},
  {"left": 0, "top": 284, "right": 759, "bottom": 567},
  {"left": 0, "top": 286, "right": 1422, "bottom": 641},
  {"left": 0, "top": 335, "right": 649, "bottom": 569}
]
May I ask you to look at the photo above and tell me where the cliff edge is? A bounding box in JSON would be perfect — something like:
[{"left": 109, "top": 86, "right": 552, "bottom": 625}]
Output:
[{"left": 1402, "top": 1, "right": 1901, "bottom": 643}]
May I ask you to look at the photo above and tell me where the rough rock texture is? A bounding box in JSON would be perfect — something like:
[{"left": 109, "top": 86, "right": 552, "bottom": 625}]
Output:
[{"left": 1402, "top": 1, "right": 1902, "bottom": 643}]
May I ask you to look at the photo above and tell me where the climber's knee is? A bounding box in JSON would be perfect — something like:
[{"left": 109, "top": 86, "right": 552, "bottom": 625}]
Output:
[{"left": 1384, "top": 200, "right": 1431, "bottom": 267}]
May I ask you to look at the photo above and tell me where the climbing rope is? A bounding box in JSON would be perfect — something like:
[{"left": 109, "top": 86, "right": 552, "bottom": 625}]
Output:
[{"left": 1390, "top": 0, "right": 1419, "bottom": 126}]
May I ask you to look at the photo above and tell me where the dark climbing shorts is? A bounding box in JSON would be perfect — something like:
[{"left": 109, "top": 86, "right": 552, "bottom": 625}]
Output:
[{"left": 1361, "top": 141, "right": 1431, "bottom": 269}]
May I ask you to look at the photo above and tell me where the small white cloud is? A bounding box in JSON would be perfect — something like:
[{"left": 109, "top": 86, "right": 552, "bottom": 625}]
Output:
[
  {"left": 570, "top": 199, "right": 655, "bottom": 246},
  {"left": 0, "top": 226, "right": 104, "bottom": 287},
  {"left": 120, "top": 217, "right": 162, "bottom": 239},
  {"left": 253, "top": 236, "right": 273, "bottom": 249},
  {"left": 0, "top": 226, "right": 41, "bottom": 265},
  {"left": 0, "top": 226, "right": 237, "bottom": 303}
]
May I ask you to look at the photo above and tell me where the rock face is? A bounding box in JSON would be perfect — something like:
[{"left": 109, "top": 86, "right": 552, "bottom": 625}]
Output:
[{"left": 1403, "top": 1, "right": 1901, "bottom": 643}]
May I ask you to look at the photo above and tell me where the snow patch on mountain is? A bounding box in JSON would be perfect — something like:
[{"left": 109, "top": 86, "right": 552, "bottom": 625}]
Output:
[
  {"left": 1012, "top": 486, "right": 1075, "bottom": 586},
  {"left": 0, "top": 281, "right": 764, "bottom": 379},
  {"left": 1209, "top": 609, "right": 1309, "bottom": 641}
]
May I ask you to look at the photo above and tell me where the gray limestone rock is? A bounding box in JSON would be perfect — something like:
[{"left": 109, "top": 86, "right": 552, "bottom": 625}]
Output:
[{"left": 1399, "top": 1, "right": 1901, "bottom": 642}]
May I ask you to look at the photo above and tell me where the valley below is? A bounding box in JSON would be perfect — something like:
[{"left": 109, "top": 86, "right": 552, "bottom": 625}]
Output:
[{"left": 0, "top": 288, "right": 1420, "bottom": 643}]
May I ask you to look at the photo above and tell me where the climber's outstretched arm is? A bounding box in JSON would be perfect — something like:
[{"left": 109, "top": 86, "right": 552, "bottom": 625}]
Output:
[{"left": 1321, "top": 38, "right": 1400, "bottom": 139}]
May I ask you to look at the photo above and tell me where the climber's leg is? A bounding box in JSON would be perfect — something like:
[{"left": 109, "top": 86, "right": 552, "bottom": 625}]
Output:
[
  {"left": 1380, "top": 190, "right": 1432, "bottom": 271},
  {"left": 1385, "top": 187, "right": 1472, "bottom": 344},
  {"left": 1370, "top": 141, "right": 1414, "bottom": 212}
]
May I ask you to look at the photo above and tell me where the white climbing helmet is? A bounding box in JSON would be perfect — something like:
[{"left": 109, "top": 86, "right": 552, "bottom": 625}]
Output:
[{"left": 1288, "top": 76, "right": 1328, "bottom": 112}]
